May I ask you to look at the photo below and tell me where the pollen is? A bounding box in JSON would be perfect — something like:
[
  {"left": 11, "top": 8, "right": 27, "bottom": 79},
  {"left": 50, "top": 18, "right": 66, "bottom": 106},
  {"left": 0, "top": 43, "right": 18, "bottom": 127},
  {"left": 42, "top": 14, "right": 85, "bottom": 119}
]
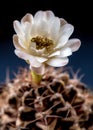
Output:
[{"left": 31, "top": 36, "right": 54, "bottom": 51}]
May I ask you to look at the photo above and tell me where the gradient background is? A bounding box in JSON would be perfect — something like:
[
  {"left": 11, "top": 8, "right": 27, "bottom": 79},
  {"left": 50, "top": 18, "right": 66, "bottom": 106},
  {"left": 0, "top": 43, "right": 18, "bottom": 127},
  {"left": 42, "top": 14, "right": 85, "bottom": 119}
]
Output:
[{"left": 0, "top": 0, "right": 93, "bottom": 88}]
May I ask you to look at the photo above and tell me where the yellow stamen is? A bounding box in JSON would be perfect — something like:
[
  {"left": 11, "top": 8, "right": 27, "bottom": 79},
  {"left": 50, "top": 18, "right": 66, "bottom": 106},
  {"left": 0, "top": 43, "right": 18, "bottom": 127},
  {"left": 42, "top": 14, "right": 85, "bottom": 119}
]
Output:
[{"left": 31, "top": 36, "right": 54, "bottom": 52}]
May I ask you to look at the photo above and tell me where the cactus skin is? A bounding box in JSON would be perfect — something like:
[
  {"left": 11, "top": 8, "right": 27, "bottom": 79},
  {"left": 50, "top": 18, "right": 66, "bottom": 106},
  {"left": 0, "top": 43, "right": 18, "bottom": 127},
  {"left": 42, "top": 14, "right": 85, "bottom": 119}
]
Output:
[{"left": 0, "top": 67, "right": 93, "bottom": 130}]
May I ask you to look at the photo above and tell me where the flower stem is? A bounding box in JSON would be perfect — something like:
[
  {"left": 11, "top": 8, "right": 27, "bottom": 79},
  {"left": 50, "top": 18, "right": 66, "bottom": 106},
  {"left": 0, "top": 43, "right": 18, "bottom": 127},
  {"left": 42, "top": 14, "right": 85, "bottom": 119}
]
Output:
[{"left": 31, "top": 71, "right": 42, "bottom": 84}]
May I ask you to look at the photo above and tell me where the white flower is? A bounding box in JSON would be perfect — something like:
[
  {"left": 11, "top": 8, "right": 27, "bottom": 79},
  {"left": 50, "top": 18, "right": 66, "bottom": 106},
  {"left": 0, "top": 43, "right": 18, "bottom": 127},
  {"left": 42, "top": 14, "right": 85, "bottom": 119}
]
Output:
[{"left": 13, "top": 10, "right": 81, "bottom": 74}]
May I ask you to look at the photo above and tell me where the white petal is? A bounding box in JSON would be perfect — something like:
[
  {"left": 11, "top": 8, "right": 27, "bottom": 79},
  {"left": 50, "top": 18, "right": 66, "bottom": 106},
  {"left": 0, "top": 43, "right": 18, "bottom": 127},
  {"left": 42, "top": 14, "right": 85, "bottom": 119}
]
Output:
[
  {"left": 13, "top": 20, "right": 24, "bottom": 36},
  {"left": 15, "top": 49, "right": 29, "bottom": 60},
  {"left": 59, "top": 24, "right": 74, "bottom": 38},
  {"left": 66, "top": 39, "right": 81, "bottom": 52},
  {"left": 35, "top": 57, "right": 47, "bottom": 63},
  {"left": 15, "top": 50, "right": 44, "bottom": 75},
  {"left": 55, "top": 35, "right": 68, "bottom": 48},
  {"left": 13, "top": 34, "right": 27, "bottom": 49},
  {"left": 23, "top": 22, "right": 31, "bottom": 38},
  {"left": 13, "top": 35, "right": 25, "bottom": 50},
  {"left": 14, "top": 49, "right": 41, "bottom": 68},
  {"left": 44, "top": 10, "right": 55, "bottom": 20},
  {"left": 35, "top": 48, "right": 45, "bottom": 55},
  {"left": 14, "top": 20, "right": 30, "bottom": 49},
  {"left": 60, "top": 47, "right": 72, "bottom": 57},
  {"left": 32, "top": 12, "right": 47, "bottom": 35},
  {"left": 34, "top": 20, "right": 48, "bottom": 36},
  {"left": 14, "top": 20, "right": 31, "bottom": 46},
  {"left": 14, "top": 49, "right": 32, "bottom": 61},
  {"left": 29, "top": 46, "right": 45, "bottom": 56},
  {"left": 33, "top": 10, "right": 55, "bottom": 36},
  {"left": 56, "top": 24, "right": 74, "bottom": 48},
  {"left": 49, "top": 50, "right": 60, "bottom": 57},
  {"left": 60, "top": 18, "right": 67, "bottom": 27},
  {"left": 20, "top": 23, "right": 32, "bottom": 47},
  {"left": 28, "top": 42, "right": 36, "bottom": 55},
  {"left": 34, "top": 10, "right": 45, "bottom": 23},
  {"left": 46, "top": 57, "right": 69, "bottom": 67},
  {"left": 48, "top": 17, "right": 60, "bottom": 40},
  {"left": 30, "top": 23, "right": 37, "bottom": 36},
  {"left": 18, "top": 38, "right": 28, "bottom": 49},
  {"left": 34, "top": 11, "right": 46, "bottom": 28},
  {"left": 34, "top": 10, "right": 54, "bottom": 22},
  {"left": 21, "top": 13, "right": 33, "bottom": 23},
  {"left": 34, "top": 11, "right": 60, "bottom": 39}
]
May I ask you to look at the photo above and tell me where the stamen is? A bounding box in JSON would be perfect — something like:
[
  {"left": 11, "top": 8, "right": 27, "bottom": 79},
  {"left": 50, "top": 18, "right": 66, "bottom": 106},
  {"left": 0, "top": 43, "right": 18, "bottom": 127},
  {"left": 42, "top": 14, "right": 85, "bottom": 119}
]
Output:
[{"left": 31, "top": 36, "right": 54, "bottom": 52}]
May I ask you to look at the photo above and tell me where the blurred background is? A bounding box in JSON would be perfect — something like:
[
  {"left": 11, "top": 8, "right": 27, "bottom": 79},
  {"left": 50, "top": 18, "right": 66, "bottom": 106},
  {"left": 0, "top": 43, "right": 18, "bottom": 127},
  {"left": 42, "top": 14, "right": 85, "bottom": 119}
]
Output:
[{"left": 0, "top": 0, "right": 93, "bottom": 88}]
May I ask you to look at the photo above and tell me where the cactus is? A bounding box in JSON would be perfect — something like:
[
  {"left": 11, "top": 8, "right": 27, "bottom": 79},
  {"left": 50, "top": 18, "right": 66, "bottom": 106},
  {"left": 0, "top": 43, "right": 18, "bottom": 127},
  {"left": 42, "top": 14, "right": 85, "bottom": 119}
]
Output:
[{"left": 0, "top": 67, "right": 93, "bottom": 130}]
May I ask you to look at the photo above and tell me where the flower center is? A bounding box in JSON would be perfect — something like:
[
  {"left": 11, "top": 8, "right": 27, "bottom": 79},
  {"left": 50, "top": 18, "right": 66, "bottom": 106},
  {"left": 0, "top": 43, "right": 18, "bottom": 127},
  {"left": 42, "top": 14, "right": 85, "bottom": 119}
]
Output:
[{"left": 31, "top": 36, "right": 54, "bottom": 52}]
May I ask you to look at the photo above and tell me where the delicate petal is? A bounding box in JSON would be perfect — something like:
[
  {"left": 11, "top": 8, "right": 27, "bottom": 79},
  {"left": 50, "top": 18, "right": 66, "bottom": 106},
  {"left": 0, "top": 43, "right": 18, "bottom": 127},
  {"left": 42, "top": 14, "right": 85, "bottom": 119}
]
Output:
[
  {"left": 13, "top": 20, "right": 24, "bottom": 36},
  {"left": 34, "top": 11, "right": 60, "bottom": 39},
  {"left": 21, "top": 24, "right": 32, "bottom": 47},
  {"left": 32, "top": 10, "right": 55, "bottom": 36},
  {"left": 34, "top": 10, "right": 54, "bottom": 22},
  {"left": 48, "top": 17, "right": 60, "bottom": 40},
  {"left": 15, "top": 49, "right": 45, "bottom": 75},
  {"left": 18, "top": 38, "right": 28, "bottom": 49},
  {"left": 29, "top": 23, "right": 37, "bottom": 36},
  {"left": 30, "top": 46, "right": 46, "bottom": 56},
  {"left": 46, "top": 57, "right": 69, "bottom": 67},
  {"left": 60, "top": 47, "right": 72, "bottom": 57},
  {"left": 14, "top": 49, "right": 41, "bottom": 68},
  {"left": 18, "top": 53, "right": 44, "bottom": 74},
  {"left": 13, "top": 35, "right": 25, "bottom": 50},
  {"left": 55, "top": 24, "right": 74, "bottom": 48},
  {"left": 23, "top": 22, "right": 32, "bottom": 40},
  {"left": 65, "top": 39, "right": 81, "bottom": 52},
  {"left": 34, "top": 10, "right": 45, "bottom": 21},
  {"left": 32, "top": 13, "right": 47, "bottom": 35},
  {"left": 21, "top": 13, "right": 33, "bottom": 23},
  {"left": 35, "top": 48, "right": 45, "bottom": 56},
  {"left": 55, "top": 35, "right": 68, "bottom": 48},
  {"left": 14, "top": 18, "right": 32, "bottom": 46},
  {"left": 13, "top": 34, "right": 27, "bottom": 49},
  {"left": 60, "top": 18, "right": 67, "bottom": 27},
  {"left": 59, "top": 24, "right": 74, "bottom": 38},
  {"left": 14, "top": 49, "right": 30, "bottom": 60},
  {"left": 44, "top": 10, "right": 55, "bottom": 20},
  {"left": 49, "top": 50, "right": 60, "bottom": 57},
  {"left": 35, "top": 56, "right": 47, "bottom": 63},
  {"left": 34, "top": 20, "right": 48, "bottom": 36}
]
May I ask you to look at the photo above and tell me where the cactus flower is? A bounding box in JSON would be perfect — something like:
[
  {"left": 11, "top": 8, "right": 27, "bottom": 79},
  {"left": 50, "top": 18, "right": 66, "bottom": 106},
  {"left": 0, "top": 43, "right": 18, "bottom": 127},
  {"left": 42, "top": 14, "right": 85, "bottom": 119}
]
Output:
[{"left": 13, "top": 10, "right": 81, "bottom": 75}]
